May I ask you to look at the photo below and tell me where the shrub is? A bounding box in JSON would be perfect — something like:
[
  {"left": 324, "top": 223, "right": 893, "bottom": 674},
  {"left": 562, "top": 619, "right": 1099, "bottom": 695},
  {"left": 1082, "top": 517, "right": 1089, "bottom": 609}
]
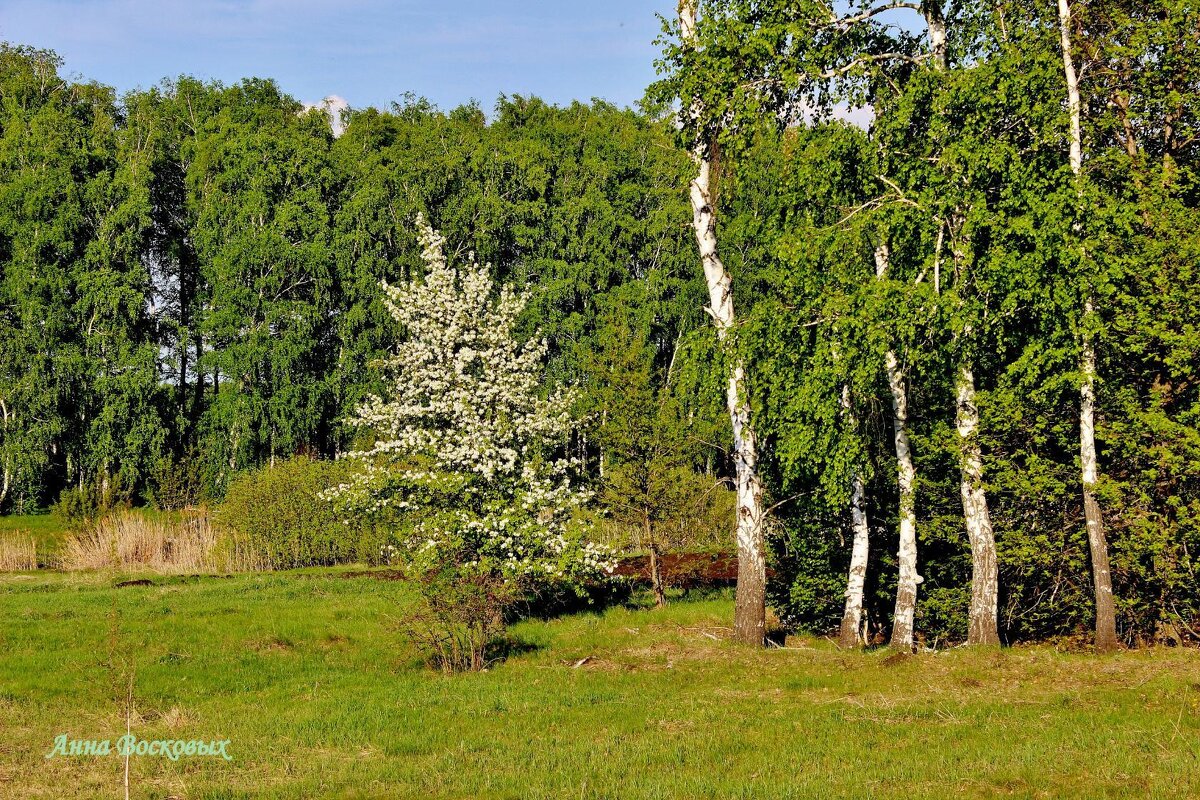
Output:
[
  {"left": 147, "top": 450, "right": 204, "bottom": 511},
  {"left": 51, "top": 485, "right": 106, "bottom": 527},
  {"left": 399, "top": 568, "right": 519, "bottom": 672},
  {"left": 218, "top": 456, "right": 378, "bottom": 569}
]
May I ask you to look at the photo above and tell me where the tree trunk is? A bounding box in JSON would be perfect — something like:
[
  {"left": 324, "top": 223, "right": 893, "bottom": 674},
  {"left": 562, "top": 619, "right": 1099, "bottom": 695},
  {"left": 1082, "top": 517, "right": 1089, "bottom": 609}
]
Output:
[
  {"left": 1080, "top": 312, "right": 1118, "bottom": 651},
  {"left": 1058, "top": 0, "right": 1119, "bottom": 653},
  {"left": 838, "top": 383, "right": 870, "bottom": 648},
  {"left": 839, "top": 471, "right": 871, "bottom": 648},
  {"left": 678, "top": 0, "right": 767, "bottom": 646},
  {"left": 648, "top": 546, "right": 667, "bottom": 609},
  {"left": 645, "top": 512, "right": 666, "bottom": 608},
  {"left": 875, "top": 244, "right": 921, "bottom": 650},
  {"left": 921, "top": 1, "right": 948, "bottom": 71},
  {"left": 956, "top": 363, "right": 1000, "bottom": 644},
  {"left": 0, "top": 396, "right": 10, "bottom": 507}
]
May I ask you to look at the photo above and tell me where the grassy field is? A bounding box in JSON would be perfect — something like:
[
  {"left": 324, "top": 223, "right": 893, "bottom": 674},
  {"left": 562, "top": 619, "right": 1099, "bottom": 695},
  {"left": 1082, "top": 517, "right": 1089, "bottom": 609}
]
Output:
[{"left": 0, "top": 570, "right": 1197, "bottom": 799}]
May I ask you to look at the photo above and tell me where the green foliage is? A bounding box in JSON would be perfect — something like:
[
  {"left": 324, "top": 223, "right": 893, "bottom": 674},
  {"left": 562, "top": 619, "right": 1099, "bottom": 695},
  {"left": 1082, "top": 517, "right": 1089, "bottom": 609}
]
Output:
[
  {"left": 218, "top": 457, "right": 376, "bottom": 569},
  {"left": 50, "top": 487, "right": 106, "bottom": 528},
  {"left": 0, "top": 44, "right": 165, "bottom": 512},
  {"left": 146, "top": 450, "right": 205, "bottom": 512}
]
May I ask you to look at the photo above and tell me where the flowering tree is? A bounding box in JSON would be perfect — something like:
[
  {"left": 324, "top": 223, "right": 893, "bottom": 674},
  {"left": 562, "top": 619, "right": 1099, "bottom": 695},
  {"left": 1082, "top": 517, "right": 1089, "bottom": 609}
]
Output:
[{"left": 328, "top": 215, "right": 613, "bottom": 595}]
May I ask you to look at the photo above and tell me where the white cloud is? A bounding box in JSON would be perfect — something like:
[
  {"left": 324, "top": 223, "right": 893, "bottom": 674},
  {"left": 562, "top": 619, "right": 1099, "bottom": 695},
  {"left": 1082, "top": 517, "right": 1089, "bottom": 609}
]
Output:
[{"left": 301, "top": 94, "right": 350, "bottom": 137}]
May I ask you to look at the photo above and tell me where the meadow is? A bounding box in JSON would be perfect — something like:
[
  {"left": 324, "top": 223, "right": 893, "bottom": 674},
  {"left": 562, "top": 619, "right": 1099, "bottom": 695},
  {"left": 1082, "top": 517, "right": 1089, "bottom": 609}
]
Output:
[{"left": 1, "top": 569, "right": 1197, "bottom": 799}]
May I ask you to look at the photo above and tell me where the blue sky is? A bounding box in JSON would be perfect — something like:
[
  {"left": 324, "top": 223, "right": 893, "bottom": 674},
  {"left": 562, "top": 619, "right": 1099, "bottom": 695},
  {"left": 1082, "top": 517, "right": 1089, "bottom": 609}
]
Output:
[{"left": 0, "top": 0, "right": 673, "bottom": 112}]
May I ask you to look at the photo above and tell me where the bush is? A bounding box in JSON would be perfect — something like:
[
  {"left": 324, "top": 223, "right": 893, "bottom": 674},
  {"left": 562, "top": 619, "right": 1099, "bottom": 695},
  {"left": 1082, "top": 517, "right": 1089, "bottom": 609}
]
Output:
[
  {"left": 218, "top": 457, "right": 380, "bottom": 569},
  {"left": 52, "top": 483, "right": 124, "bottom": 527},
  {"left": 399, "top": 568, "right": 519, "bottom": 672},
  {"left": 147, "top": 450, "right": 204, "bottom": 511}
]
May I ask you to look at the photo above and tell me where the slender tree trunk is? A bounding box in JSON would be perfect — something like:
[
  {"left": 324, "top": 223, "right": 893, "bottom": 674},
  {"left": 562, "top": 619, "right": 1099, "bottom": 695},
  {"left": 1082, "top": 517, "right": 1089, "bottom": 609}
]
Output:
[
  {"left": 838, "top": 384, "right": 870, "bottom": 648},
  {"left": 193, "top": 332, "right": 205, "bottom": 427},
  {"left": 840, "top": 471, "right": 871, "bottom": 648},
  {"left": 923, "top": 2, "right": 1002, "bottom": 646},
  {"left": 646, "top": 513, "right": 666, "bottom": 608},
  {"left": 0, "top": 397, "right": 10, "bottom": 507},
  {"left": 678, "top": 0, "right": 767, "bottom": 646},
  {"left": 875, "top": 244, "right": 921, "bottom": 650},
  {"left": 1058, "top": 0, "right": 1119, "bottom": 652},
  {"left": 956, "top": 364, "right": 1000, "bottom": 644}
]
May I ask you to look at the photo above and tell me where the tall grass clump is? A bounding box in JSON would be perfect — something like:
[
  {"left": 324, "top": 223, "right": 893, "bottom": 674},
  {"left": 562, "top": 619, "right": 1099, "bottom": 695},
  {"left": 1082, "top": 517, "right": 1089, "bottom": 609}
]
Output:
[
  {"left": 62, "top": 509, "right": 225, "bottom": 572},
  {"left": 0, "top": 531, "right": 37, "bottom": 571}
]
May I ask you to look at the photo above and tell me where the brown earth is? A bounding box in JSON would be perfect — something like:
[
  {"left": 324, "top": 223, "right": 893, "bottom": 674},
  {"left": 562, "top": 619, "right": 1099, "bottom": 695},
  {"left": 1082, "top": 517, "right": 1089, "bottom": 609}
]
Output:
[
  {"left": 341, "top": 552, "right": 749, "bottom": 588},
  {"left": 613, "top": 552, "right": 753, "bottom": 588}
]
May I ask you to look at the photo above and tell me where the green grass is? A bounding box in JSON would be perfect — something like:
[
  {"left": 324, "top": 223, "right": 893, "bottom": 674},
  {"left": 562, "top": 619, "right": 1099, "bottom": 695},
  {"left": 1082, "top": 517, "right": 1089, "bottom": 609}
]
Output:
[{"left": 1, "top": 570, "right": 1198, "bottom": 799}]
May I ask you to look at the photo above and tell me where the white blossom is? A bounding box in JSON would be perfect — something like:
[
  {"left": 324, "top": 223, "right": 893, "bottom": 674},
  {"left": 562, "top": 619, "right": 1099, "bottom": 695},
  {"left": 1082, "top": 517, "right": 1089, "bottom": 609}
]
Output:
[{"left": 326, "top": 215, "right": 614, "bottom": 584}]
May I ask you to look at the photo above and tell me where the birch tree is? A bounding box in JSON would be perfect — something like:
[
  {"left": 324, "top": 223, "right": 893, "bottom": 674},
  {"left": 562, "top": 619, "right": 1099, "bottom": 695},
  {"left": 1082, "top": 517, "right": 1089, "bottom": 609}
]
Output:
[
  {"left": 872, "top": 243, "right": 922, "bottom": 649},
  {"left": 1056, "top": 0, "right": 1119, "bottom": 652},
  {"left": 838, "top": 383, "right": 872, "bottom": 648},
  {"left": 670, "top": 0, "right": 768, "bottom": 645},
  {"left": 872, "top": 0, "right": 1000, "bottom": 645},
  {"left": 928, "top": 1, "right": 1000, "bottom": 646}
]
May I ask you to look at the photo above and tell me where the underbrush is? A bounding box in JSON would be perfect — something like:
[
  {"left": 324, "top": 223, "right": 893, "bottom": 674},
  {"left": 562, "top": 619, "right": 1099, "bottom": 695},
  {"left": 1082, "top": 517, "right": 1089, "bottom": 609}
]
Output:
[{"left": 217, "top": 456, "right": 383, "bottom": 569}]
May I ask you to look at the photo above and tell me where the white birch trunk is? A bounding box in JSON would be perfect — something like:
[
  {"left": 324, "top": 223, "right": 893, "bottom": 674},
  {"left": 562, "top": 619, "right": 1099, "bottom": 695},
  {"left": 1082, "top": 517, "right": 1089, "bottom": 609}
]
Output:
[
  {"left": 1058, "top": 0, "right": 1119, "bottom": 652},
  {"left": 679, "top": 0, "right": 767, "bottom": 646},
  {"left": 0, "top": 397, "right": 10, "bottom": 507},
  {"left": 956, "top": 364, "right": 1000, "bottom": 644},
  {"left": 924, "top": 1, "right": 1002, "bottom": 646},
  {"left": 921, "top": 1, "right": 948, "bottom": 71},
  {"left": 838, "top": 383, "right": 871, "bottom": 648},
  {"left": 875, "top": 244, "right": 921, "bottom": 650},
  {"left": 841, "top": 473, "right": 872, "bottom": 648}
]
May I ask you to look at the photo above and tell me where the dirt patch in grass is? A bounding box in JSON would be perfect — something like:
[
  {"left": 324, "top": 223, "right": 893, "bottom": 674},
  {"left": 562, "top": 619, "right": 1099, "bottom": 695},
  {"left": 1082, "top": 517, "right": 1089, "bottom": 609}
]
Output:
[
  {"left": 340, "top": 553, "right": 760, "bottom": 590},
  {"left": 612, "top": 552, "right": 772, "bottom": 588},
  {"left": 249, "top": 635, "right": 296, "bottom": 653},
  {"left": 341, "top": 568, "right": 407, "bottom": 581},
  {"left": 115, "top": 578, "right": 155, "bottom": 588}
]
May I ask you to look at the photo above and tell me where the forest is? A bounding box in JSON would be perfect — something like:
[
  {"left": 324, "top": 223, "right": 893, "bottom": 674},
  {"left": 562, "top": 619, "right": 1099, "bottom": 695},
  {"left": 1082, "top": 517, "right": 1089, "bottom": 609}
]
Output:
[{"left": 1, "top": 0, "right": 1198, "bottom": 655}]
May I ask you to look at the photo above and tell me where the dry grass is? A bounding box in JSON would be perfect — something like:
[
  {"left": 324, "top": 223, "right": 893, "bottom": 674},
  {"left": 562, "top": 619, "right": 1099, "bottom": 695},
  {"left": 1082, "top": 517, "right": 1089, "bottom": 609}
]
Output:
[
  {"left": 61, "top": 509, "right": 236, "bottom": 573},
  {"left": 0, "top": 531, "right": 37, "bottom": 571}
]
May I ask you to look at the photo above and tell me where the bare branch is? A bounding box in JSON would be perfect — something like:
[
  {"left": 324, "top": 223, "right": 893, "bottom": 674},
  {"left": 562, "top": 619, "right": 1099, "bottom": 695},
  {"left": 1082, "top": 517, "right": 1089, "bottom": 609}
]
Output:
[
  {"left": 818, "top": 52, "right": 932, "bottom": 80},
  {"left": 817, "top": 2, "right": 925, "bottom": 31}
]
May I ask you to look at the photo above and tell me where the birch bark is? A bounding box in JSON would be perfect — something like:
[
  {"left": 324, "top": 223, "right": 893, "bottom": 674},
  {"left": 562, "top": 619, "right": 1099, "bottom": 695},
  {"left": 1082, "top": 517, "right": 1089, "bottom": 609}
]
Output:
[
  {"left": 0, "top": 397, "right": 10, "bottom": 507},
  {"left": 678, "top": 0, "right": 767, "bottom": 646},
  {"left": 956, "top": 364, "right": 1000, "bottom": 644},
  {"left": 875, "top": 244, "right": 921, "bottom": 650},
  {"left": 1057, "top": 0, "right": 1119, "bottom": 652},
  {"left": 838, "top": 383, "right": 871, "bottom": 648},
  {"left": 925, "top": 0, "right": 1001, "bottom": 645}
]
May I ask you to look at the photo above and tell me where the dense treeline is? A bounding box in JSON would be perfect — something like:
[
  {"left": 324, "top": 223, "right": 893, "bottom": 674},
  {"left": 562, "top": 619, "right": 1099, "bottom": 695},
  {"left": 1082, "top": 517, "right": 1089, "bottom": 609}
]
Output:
[
  {"left": 1, "top": 0, "right": 1197, "bottom": 652},
  {"left": 654, "top": 0, "right": 1200, "bottom": 647},
  {"left": 0, "top": 45, "right": 713, "bottom": 509}
]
